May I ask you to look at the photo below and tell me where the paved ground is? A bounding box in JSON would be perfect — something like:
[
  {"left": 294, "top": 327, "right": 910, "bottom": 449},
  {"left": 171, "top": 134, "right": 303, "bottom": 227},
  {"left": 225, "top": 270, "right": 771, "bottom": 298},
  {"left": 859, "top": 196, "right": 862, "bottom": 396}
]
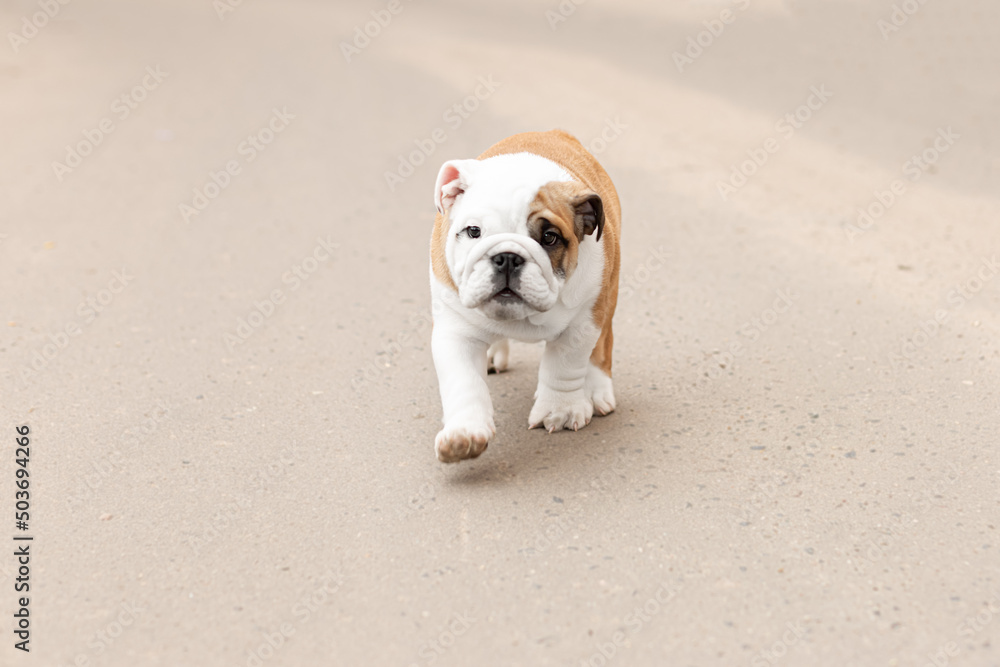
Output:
[{"left": 2, "top": 0, "right": 999, "bottom": 665}]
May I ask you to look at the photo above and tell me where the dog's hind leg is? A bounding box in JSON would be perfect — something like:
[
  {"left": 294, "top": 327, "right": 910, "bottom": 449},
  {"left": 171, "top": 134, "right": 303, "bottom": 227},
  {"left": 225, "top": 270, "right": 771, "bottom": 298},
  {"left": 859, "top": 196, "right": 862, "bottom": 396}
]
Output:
[{"left": 487, "top": 339, "right": 510, "bottom": 374}]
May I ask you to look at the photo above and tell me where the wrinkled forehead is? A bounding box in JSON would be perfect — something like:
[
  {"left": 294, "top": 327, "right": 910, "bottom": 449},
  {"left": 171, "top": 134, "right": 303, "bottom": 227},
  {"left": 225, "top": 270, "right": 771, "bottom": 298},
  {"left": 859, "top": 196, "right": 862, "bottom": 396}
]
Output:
[
  {"left": 454, "top": 181, "right": 536, "bottom": 229},
  {"left": 452, "top": 153, "right": 572, "bottom": 229}
]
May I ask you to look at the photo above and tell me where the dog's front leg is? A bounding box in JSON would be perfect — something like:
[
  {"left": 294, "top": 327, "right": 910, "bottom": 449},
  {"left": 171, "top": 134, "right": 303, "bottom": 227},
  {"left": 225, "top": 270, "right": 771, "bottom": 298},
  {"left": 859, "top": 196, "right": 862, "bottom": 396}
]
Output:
[
  {"left": 432, "top": 326, "right": 495, "bottom": 462},
  {"left": 529, "top": 321, "right": 601, "bottom": 432}
]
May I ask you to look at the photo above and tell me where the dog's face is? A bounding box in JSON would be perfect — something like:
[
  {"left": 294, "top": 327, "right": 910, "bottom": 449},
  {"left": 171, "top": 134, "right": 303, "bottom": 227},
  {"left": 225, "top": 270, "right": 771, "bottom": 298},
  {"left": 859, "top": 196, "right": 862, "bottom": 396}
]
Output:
[{"left": 434, "top": 157, "right": 604, "bottom": 321}]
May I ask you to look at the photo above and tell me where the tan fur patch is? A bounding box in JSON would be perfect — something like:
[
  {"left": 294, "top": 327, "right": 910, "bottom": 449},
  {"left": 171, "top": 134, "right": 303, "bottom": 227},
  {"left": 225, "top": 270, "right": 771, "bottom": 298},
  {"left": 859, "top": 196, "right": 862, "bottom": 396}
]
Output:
[{"left": 430, "top": 211, "right": 457, "bottom": 292}]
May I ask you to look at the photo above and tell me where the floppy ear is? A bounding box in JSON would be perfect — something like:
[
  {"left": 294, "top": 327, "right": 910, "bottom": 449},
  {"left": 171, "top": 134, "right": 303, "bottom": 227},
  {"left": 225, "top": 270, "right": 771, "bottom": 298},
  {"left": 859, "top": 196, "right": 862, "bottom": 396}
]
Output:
[
  {"left": 571, "top": 192, "right": 604, "bottom": 242},
  {"left": 434, "top": 159, "right": 478, "bottom": 214}
]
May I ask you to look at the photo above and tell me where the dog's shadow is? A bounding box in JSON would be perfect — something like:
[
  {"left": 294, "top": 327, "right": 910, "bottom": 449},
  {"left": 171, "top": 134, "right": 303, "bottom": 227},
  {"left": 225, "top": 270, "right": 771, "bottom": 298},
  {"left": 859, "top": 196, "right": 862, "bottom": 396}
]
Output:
[{"left": 444, "top": 343, "right": 633, "bottom": 489}]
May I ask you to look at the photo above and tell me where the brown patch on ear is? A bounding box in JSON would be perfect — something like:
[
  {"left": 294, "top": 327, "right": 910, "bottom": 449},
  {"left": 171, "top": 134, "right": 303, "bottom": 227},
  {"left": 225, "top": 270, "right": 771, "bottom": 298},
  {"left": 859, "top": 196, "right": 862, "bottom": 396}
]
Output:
[
  {"left": 528, "top": 182, "right": 579, "bottom": 278},
  {"left": 528, "top": 181, "right": 601, "bottom": 279},
  {"left": 570, "top": 193, "right": 604, "bottom": 242},
  {"left": 430, "top": 211, "right": 457, "bottom": 292}
]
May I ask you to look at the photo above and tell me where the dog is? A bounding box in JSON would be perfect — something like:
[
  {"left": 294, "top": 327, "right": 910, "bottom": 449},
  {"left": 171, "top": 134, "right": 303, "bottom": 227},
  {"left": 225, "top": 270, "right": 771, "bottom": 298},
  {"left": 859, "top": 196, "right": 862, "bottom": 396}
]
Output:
[{"left": 428, "top": 129, "right": 621, "bottom": 463}]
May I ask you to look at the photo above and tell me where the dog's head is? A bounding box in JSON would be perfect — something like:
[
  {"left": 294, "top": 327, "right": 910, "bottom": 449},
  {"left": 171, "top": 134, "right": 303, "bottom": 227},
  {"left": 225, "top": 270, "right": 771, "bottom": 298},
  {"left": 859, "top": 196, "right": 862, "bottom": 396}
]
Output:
[{"left": 433, "top": 156, "right": 604, "bottom": 321}]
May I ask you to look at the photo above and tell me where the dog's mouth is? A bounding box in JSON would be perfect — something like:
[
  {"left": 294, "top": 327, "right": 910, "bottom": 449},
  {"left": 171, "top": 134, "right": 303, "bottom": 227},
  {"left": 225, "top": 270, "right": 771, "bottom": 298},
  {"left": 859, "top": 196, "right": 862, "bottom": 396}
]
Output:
[{"left": 493, "top": 287, "right": 520, "bottom": 300}]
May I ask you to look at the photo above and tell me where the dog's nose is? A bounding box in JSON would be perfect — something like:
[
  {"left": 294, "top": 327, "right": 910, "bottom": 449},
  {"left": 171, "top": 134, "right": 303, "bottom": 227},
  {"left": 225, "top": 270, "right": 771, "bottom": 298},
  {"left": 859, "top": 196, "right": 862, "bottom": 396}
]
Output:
[{"left": 492, "top": 252, "right": 524, "bottom": 275}]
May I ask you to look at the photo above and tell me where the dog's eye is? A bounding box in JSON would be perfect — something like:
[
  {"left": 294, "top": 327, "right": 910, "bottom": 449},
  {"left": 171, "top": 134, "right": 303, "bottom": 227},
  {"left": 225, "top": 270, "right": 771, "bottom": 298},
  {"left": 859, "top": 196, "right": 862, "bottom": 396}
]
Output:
[
  {"left": 465, "top": 226, "right": 481, "bottom": 239},
  {"left": 542, "top": 230, "right": 562, "bottom": 247}
]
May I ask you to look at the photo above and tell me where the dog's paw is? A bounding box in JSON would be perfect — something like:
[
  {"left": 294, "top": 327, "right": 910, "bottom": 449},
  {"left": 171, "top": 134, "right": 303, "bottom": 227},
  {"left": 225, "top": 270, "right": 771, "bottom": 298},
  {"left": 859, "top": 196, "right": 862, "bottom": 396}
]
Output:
[
  {"left": 487, "top": 339, "right": 510, "bottom": 374},
  {"left": 435, "top": 417, "right": 495, "bottom": 463},
  {"left": 528, "top": 388, "right": 594, "bottom": 433},
  {"left": 586, "top": 364, "right": 616, "bottom": 416}
]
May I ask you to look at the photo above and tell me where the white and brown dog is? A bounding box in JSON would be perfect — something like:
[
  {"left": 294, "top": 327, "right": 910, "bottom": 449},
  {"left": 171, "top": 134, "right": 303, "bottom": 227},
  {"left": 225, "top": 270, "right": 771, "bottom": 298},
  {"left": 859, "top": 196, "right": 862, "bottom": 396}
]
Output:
[{"left": 429, "top": 130, "right": 621, "bottom": 463}]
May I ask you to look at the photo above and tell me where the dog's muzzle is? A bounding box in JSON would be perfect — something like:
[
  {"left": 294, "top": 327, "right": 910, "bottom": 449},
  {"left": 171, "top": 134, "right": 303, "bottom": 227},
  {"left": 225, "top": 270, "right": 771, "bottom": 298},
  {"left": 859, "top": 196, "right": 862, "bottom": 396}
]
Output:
[
  {"left": 458, "top": 232, "right": 561, "bottom": 312},
  {"left": 461, "top": 234, "right": 552, "bottom": 287}
]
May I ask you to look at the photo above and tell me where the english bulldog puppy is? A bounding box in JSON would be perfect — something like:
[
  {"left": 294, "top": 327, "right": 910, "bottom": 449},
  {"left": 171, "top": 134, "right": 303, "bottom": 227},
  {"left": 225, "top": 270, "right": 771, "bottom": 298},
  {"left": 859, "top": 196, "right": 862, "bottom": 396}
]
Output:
[{"left": 429, "top": 130, "right": 621, "bottom": 463}]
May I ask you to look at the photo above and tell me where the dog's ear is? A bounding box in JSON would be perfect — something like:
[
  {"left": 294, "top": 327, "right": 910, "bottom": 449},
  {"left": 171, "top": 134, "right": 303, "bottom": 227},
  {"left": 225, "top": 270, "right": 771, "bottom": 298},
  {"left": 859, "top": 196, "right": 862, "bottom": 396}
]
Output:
[
  {"left": 434, "top": 159, "right": 479, "bottom": 214},
  {"left": 570, "top": 192, "right": 604, "bottom": 242}
]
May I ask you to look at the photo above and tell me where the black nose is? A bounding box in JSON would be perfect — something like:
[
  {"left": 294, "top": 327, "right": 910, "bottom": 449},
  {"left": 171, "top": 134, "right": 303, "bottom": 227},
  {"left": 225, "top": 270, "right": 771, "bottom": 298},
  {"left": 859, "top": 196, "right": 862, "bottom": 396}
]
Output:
[{"left": 492, "top": 252, "right": 524, "bottom": 275}]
